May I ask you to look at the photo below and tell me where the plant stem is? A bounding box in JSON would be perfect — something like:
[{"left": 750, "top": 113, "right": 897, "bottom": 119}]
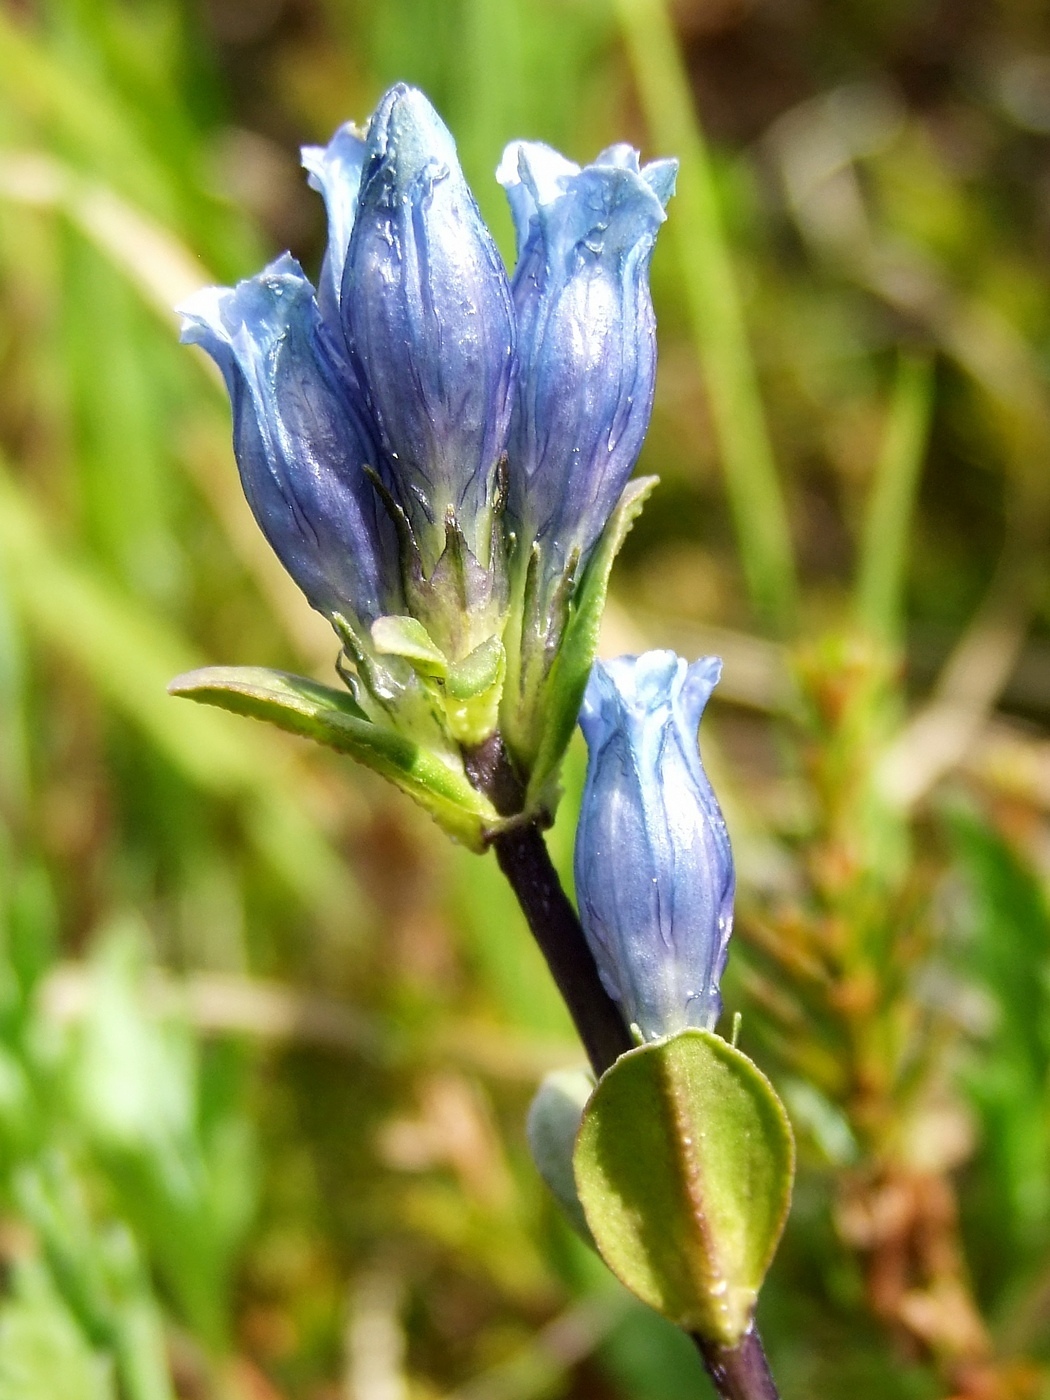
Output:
[
  {"left": 696, "top": 1331, "right": 781, "bottom": 1400},
  {"left": 491, "top": 818, "right": 635, "bottom": 1075},
  {"left": 465, "top": 733, "right": 633, "bottom": 1076},
  {"left": 466, "top": 735, "right": 782, "bottom": 1400}
]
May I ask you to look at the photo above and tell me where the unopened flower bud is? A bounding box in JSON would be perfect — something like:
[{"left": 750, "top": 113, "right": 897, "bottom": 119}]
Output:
[
  {"left": 343, "top": 84, "right": 516, "bottom": 572},
  {"left": 575, "top": 652, "right": 734, "bottom": 1040}
]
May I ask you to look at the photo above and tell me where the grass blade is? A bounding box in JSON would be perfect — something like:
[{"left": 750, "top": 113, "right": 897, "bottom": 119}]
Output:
[
  {"left": 614, "top": 0, "right": 798, "bottom": 636},
  {"left": 855, "top": 352, "right": 934, "bottom": 645}
]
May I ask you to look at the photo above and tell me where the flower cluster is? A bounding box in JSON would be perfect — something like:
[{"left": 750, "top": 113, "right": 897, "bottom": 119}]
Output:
[
  {"left": 575, "top": 652, "right": 735, "bottom": 1040},
  {"left": 179, "top": 84, "right": 675, "bottom": 821}
]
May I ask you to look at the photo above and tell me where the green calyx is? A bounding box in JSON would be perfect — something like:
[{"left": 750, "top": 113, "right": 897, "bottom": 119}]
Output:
[
  {"left": 169, "top": 477, "right": 658, "bottom": 845},
  {"left": 572, "top": 1029, "right": 795, "bottom": 1347},
  {"left": 370, "top": 616, "right": 507, "bottom": 749}
]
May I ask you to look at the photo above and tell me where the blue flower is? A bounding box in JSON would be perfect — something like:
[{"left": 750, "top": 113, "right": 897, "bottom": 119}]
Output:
[
  {"left": 574, "top": 652, "right": 735, "bottom": 1040},
  {"left": 498, "top": 141, "right": 676, "bottom": 589},
  {"left": 342, "top": 84, "right": 516, "bottom": 571},
  {"left": 179, "top": 84, "right": 675, "bottom": 782},
  {"left": 182, "top": 85, "right": 518, "bottom": 652},
  {"left": 178, "top": 254, "right": 396, "bottom": 630},
  {"left": 301, "top": 121, "right": 367, "bottom": 327}
]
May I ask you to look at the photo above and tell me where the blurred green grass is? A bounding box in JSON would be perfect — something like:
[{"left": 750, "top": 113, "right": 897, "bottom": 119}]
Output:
[{"left": 1, "top": 0, "right": 1050, "bottom": 1396}]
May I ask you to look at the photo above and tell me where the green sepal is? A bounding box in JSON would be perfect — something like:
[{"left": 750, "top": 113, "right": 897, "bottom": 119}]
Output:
[
  {"left": 371, "top": 615, "right": 448, "bottom": 678},
  {"left": 444, "top": 636, "right": 506, "bottom": 747},
  {"left": 527, "top": 475, "right": 658, "bottom": 811},
  {"left": 168, "top": 666, "right": 499, "bottom": 851},
  {"left": 573, "top": 1029, "right": 795, "bottom": 1347},
  {"left": 526, "top": 1069, "right": 595, "bottom": 1246},
  {"left": 446, "top": 635, "right": 504, "bottom": 700}
]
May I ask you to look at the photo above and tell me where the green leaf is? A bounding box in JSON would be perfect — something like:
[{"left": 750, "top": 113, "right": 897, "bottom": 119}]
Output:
[
  {"left": 947, "top": 807, "right": 1050, "bottom": 1266},
  {"left": 371, "top": 615, "right": 448, "bottom": 678},
  {"left": 169, "top": 666, "right": 499, "bottom": 850},
  {"left": 67, "top": 924, "right": 243, "bottom": 1351},
  {"left": 526, "top": 1068, "right": 595, "bottom": 1245},
  {"left": 573, "top": 1029, "right": 794, "bottom": 1346},
  {"left": 855, "top": 352, "right": 934, "bottom": 647},
  {"left": 527, "top": 475, "right": 658, "bottom": 809},
  {"left": 12, "top": 1158, "right": 175, "bottom": 1400}
]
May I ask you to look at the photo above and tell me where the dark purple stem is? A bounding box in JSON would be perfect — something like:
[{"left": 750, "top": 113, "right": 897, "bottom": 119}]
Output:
[
  {"left": 490, "top": 818, "right": 635, "bottom": 1074},
  {"left": 697, "top": 1330, "right": 781, "bottom": 1400},
  {"left": 465, "top": 734, "right": 781, "bottom": 1400},
  {"left": 465, "top": 732, "right": 633, "bottom": 1075}
]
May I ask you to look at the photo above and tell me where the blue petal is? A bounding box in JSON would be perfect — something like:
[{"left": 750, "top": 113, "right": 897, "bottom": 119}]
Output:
[
  {"left": 302, "top": 123, "right": 368, "bottom": 325},
  {"left": 341, "top": 84, "right": 516, "bottom": 566},
  {"left": 641, "top": 157, "right": 678, "bottom": 207},
  {"left": 575, "top": 652, "right": 735, "bottom": 1040},
  {"left": 679, "top": 656, "right": 722, "bottom": 744},
  {"left": 178, "top": 254, "right": 395, "bottom": 626},
  {"left": 593, "top": 145, "right": 678, "bottom": 206},
  {"left": 496, "top": 141, "right": 577, "bottom": 258},
  {"left": 591, "top": 146, "right": 678, "bottom": 206},
  {"left": 594, "top": 143, "right": 641, "bottom": 171},
  {"left": 499, "top": 141, "right": 676, "bottom": 585}
]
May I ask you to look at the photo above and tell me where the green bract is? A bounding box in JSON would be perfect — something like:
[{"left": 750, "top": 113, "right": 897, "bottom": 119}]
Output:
[
  {"left": 526, "top": 1068, "right": 595, "bottom": 1245},
  {"left": 506, "top": 474, "right": 658, "bottom": 812},
  {"left": 573, "top": 1029, "right": 794, "bottom": 1347}
]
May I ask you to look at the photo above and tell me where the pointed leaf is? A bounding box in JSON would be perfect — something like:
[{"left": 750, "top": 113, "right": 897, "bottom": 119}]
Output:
[
  {"left": 0, "top": 1259, "right": 116, "bottom": 1400},
  {"left": 168, "top": 667, "right": 498, "bottom": 850},
  {"left": 573, "top": 1029, "right": 794, "bottom": 1346},
  {"left": 528, "top": 475, "right": 657, "bottom": 808}
]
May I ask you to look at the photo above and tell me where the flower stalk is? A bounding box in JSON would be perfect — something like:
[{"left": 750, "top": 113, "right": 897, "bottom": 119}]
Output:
[
  {"left": 465, "top": 737, "right": 781, "bottom": 1400},
  {"left": 465, "top": 733, "right": 634, "bottom": 1075}
]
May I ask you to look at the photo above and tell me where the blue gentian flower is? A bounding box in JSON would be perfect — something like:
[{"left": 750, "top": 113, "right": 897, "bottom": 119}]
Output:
[
  {"left": 497, "top": 140, "right": 676, "bottom": 591},
  {"left": 574, "top": 652, "right": 735, "bottom": 1040},
  {"left": 342, "top": 86, "right": 517, "bottom": 573},
  {"left": 179, "top": 254, "right": 396, "bottom": 631},
  {"left": 179, "top": 83, "right": 674, "bottom": 786}
]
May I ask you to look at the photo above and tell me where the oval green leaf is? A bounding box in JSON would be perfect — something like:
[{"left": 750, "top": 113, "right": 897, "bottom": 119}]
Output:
[{"left": 573, "top": 1029, "right": 794, "bottom": 1346}]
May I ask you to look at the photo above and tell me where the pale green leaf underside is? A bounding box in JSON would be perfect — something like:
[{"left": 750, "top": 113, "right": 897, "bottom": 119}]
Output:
[
  {"left": 168, "top": 666, "right": 498, "bottom": 850},
  {"left": 573, "top": 1029, "right": 795, "bottom": 1346},
  {"left": 526, "top": 1068, "right": 595, "bottom": 1245}
]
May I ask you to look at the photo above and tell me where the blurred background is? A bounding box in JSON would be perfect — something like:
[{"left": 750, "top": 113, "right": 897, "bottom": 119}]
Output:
[{"left": 2, "top": 0, "right": 1050, "bottom": 1396}]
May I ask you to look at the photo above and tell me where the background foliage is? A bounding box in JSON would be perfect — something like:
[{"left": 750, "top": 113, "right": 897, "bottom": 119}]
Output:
[{"left": 1, "top": 0, "right": 1050, "bottom": 1396}]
